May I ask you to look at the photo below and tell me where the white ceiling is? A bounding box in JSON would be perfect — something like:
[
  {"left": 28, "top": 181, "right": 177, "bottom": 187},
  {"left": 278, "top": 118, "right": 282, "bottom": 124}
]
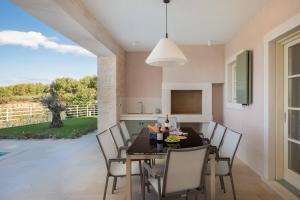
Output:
[{"left": 83, "top": 0, "right": 269, "bottom": 51}]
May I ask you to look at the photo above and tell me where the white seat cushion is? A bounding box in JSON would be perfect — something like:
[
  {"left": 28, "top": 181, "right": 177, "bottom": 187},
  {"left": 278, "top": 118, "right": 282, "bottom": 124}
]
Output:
[
  {"left": 152, "top": 159, "right": 166, "bottom": 176},
  {"left": 148, "top": 177, "right": 164, "bottom": 193},
  {"left": 110, "top": 161, "right": 140, "bottom": 176},
  {"left": 206, "top": 160, "right": 230, "bottom": 176}
]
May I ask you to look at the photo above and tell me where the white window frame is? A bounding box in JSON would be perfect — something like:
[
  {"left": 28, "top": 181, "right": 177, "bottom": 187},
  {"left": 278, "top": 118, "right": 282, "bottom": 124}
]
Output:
[
  {"left": 225, "top": 50, "right": 245, "bottom": 110},
  {"left": 231, "top": 61, "right": 237, "bottom": 103}
]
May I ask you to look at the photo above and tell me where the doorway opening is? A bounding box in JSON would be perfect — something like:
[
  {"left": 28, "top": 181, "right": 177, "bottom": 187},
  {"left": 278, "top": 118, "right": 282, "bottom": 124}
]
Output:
[{"left": 274, "top": 30, "right": 300, "bottom": 192}]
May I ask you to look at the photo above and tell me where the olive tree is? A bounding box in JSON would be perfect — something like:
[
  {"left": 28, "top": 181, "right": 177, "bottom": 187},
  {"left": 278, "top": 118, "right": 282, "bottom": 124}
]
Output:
[{"left": 42, "top": 92, "right": 66, "bottom": 128}]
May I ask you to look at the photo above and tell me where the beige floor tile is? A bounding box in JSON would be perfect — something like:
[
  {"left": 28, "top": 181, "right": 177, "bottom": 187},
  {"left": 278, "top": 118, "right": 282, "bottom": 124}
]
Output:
[{"left": 0, "top": 134, "right": 284, "bottom": 200}]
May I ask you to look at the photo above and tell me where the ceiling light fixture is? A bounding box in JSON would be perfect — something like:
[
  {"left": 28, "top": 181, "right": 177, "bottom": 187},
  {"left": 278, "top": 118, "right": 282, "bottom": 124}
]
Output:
[{"left": 145, "top": 0, "right": 187, "bottom": 67}]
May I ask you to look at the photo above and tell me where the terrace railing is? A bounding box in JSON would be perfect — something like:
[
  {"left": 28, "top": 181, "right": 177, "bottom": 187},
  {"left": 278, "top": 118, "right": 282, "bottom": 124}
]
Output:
[
  {"left": 0, "top": 104, "right": 98, "bottom": 128},
  {"left": 65, "top": 105, "right": 98, "bottom": 119}
]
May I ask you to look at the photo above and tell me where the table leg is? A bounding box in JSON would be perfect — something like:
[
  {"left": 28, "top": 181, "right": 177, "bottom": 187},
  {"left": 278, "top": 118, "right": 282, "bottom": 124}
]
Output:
[
  {"left": 126, "top": 157, "right": 132, "bottom": 200},
  {"left": 209, "top": 154, "right": 216, "bottom": 200}
]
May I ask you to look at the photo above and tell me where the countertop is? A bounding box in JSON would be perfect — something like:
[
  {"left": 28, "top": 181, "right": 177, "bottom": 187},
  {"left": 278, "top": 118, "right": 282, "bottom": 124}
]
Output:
[
  {"left": 120, "top": 113, "right": 162, "bottom": 120},
  {"left": 119, "top": 113, "right": 213, "bottom": 122}
]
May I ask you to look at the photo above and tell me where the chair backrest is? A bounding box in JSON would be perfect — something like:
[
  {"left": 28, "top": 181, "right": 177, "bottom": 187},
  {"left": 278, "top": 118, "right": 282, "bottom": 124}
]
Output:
[
  {"left": 162, "top": 145, "right": 209, "bottom": 195},
  {"left": 96, "top": 130, "right": 118, "bottom": 169},
  {"left": 210, "top": 124, "right": 226, "bottom": 149},
  {"left": 204, "top": 121, "right": 217, "bottom": 140},
  {"left": 157, "top": 116, "right": 178, "bottom": 128},
  {"left": 218, "top": 129, "right": 242, "bottom": 167},
  {"left": 109, "top": 124, "right": 125, "bottom": 149},
  {"left": 119, "top": 121, "right": 131, "bottom": 142}
]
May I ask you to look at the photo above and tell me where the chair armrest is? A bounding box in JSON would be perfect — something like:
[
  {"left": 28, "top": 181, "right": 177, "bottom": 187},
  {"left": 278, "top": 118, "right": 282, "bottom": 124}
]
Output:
[
  {"left": 118, "top": 146, "right": 129, "bottom": 157},
  {"left": 119, "top": 146, "right": 129, "bottom": 151},
  {"left": 216, "top": 157, "right": 230, "bottom": 163},
  {"left": 143, "top": 162, "right": 161, "bottom": 179},
  {"left": 216, "top": 157, "right": 230, "bottom": 161},
  {"left": 209, "top": 145, "right": 217, "bottom": 154}
]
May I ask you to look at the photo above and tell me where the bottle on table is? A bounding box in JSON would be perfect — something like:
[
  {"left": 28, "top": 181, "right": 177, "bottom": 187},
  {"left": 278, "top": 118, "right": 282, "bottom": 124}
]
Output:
[
  {"left": 157, "top": 126, "right": 163, "bottom": 143},
  {"left": 164, "top": 114, "right": 170, "bottom": 130}
]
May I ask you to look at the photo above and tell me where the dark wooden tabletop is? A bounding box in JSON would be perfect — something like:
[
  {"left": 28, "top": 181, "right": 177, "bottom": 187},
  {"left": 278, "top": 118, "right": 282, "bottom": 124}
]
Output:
[{"left": 127, "top": 127, "right": 204, "bottom": 155}]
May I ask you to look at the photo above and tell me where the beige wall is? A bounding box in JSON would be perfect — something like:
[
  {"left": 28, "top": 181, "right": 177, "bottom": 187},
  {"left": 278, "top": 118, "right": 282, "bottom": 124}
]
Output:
[
  {"left": 163, "top": 45, "right": 225, "bottom": 83},
  {"left": 224, "top": 0, "right": 300, "bottom": 176},
  {"left": 164, "top": 45, "right": 225, "bottom": 123},
  {"left": 125, "top": 45, "right": 225, "bottom": 98},
  {"left": 125, "top": 52, "right": 162, "bottom": 98},
  {"left": 212, "top": 84, "right": 223, "bottom": 124},
  {"left": 116, "top": 52, "right": 126, "bottom": 117},
  {"left": 125, "top": 45, "right": 225, "bottom": 121}
]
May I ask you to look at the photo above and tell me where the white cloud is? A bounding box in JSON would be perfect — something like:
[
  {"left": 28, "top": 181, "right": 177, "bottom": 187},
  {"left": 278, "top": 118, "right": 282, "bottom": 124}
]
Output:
[{"left": 0, "top": 30, "right": 95, "bottom": 57}]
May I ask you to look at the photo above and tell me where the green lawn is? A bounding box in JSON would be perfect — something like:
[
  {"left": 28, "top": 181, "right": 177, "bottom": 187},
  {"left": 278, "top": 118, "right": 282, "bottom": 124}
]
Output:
[{"left": 0, "top": 117, "right": 97, "bottom": 139}]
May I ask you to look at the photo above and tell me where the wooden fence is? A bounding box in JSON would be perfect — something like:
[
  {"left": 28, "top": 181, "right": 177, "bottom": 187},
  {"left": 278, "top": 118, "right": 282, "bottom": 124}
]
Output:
[{"left": 0, "top": 104, "right": 98, "bottom": 128}]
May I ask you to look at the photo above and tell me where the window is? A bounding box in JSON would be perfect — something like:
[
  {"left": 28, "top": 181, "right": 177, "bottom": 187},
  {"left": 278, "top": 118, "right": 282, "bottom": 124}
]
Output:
[{"left": 225, "top": 52, "right": 243, "bottom": 109}]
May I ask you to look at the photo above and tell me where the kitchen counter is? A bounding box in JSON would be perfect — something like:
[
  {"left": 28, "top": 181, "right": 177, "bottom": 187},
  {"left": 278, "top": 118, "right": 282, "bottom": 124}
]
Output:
[
  {"left": 120, "top": 113, "right": 213, "bottom": 122},
  {"left": 120, "top": 114, "right": 162, "bottom": 120}
]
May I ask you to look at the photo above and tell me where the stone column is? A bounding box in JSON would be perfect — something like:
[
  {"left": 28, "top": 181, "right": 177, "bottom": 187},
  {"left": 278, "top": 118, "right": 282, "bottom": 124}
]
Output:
[{"left": 97, "top": 56, "right": 117, "bottom": 132}]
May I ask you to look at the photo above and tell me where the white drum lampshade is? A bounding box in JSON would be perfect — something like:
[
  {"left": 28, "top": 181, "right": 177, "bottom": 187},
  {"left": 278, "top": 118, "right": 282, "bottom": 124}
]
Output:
[{"left": 146, "top": 38, "right": 187, "bottom": 67}]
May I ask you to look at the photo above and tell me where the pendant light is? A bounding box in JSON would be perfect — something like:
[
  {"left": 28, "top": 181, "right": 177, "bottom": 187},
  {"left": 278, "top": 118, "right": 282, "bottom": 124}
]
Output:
[{"left": 145, "top": 0, "right": 187, "bottom": 67}]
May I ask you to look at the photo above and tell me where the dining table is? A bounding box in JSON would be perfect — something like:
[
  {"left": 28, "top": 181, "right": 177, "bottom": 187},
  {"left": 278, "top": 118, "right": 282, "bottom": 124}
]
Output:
[{"left": 126, "top": 127, "right": 216, "bottom": 200}]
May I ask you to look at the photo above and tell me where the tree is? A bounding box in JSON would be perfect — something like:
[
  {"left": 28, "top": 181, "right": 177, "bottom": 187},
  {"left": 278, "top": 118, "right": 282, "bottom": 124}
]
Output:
[
  {"left": 42, "top": 91, "right": 66, "bottom": 128},
  {"left": 0, "top": 88, "right": 12, "bottom": 104},
  {"left": 50, "top": 76, "right": 97, "bottom": 105},
  {"left": 80, "top": 76, "right": 97, "bottom": 89},
  {"left": 0, "top": 76, "right": 97, "bottom": 105},
  {"left": 68, "top": 88, "right": 96, "bottom": 105},
  {"left": 50, "top": 78, "right": 79, "bottom": 102}
]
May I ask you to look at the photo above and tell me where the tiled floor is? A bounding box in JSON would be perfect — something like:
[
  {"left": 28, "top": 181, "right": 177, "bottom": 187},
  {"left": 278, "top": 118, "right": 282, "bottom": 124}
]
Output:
[
  {"left": 0, "top": 132, "right": 283, "bottom": 200},
  {"left": 105, "top": 159, "right": 284, "bottom": 200}
]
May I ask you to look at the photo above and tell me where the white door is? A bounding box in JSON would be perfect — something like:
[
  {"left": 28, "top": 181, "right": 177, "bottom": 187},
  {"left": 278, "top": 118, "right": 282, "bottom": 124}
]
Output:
[{"left": 284, "top": 37, "right": 300, "bottom": 190}]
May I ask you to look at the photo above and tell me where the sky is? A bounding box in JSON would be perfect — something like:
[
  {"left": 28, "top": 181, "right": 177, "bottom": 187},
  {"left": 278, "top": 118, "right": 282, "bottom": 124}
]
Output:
[{"left": 0, "top": 0, "right": 97, "bottom": 86}]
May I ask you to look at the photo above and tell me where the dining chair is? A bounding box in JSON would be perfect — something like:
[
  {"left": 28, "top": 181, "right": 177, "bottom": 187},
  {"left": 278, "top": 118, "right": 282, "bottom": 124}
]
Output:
[
  {"left": 210, "top": 124, "right": 226, "bottom": 153},
  {"left": 119, "top": 121, "right": 132, "bottom": 146},
  {"left": 205, "top": 129, "right": 242, "bottom": 200},
  {"left": 109, "top": 124, "right": 127, "bottom": 158},
  {"left": 143, "top": 145, "right": 209, "bottom": 200},
  {"left": 157, "top": 116, "right": 178, "bottom": 128},
  {"left": 202, "top": 121, "right": 217, "bottom": 143},
  {"left": 96, "top": 130, "right": 142, "bottom": 199}
]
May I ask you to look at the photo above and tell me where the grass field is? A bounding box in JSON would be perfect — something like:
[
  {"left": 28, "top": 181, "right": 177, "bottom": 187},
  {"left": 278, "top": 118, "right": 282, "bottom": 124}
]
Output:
[{"left": 0, "top": 117, "right": 97, "bottom": 139}]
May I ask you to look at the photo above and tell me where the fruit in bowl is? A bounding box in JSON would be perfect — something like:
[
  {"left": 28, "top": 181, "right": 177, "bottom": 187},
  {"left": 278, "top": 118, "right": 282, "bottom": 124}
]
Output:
[{"left": 164, "top": 135, "right": 180, "bottom": 143}]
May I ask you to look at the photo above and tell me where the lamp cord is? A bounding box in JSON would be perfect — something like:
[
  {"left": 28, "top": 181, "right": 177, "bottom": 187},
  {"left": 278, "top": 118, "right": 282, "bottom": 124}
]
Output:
[{"left": 165, "top": 2, "right": 168, "bottom": 38}]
